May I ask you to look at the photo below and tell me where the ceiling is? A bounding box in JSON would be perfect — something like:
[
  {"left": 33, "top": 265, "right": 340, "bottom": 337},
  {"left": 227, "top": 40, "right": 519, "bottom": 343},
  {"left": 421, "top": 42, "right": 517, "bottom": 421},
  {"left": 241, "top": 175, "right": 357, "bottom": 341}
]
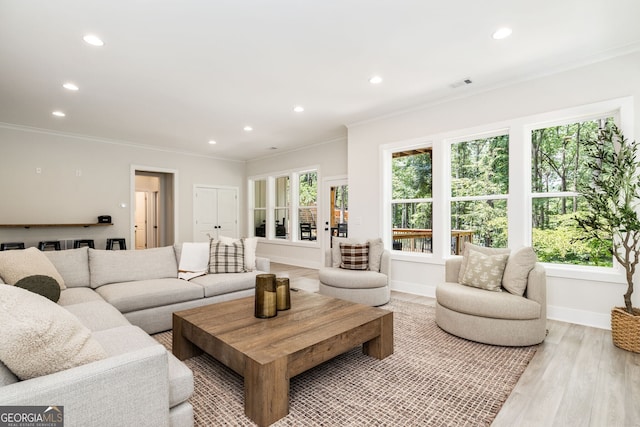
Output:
[{"left": 1, "top": 0, "right": 640, "bottom": 161}]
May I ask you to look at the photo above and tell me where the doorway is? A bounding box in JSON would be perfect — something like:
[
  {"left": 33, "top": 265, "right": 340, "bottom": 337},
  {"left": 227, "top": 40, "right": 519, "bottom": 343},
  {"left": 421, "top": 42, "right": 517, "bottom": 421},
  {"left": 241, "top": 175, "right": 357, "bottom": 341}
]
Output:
[
  {"left": 132, "top": 168, "right": 177, "bottom": 249},
  {"left": 322, "top": 176, "right": 348, "bottom": 257}
]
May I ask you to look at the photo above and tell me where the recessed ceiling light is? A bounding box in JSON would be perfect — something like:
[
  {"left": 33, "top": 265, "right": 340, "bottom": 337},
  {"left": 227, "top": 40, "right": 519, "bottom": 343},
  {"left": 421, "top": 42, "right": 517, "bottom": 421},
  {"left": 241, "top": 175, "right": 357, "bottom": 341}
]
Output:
[
  {"left": 63, "top": 82, "right": 79, "bottom": 91},
  {"left": 83, "top": 34, "right": 104, "bottom": 46},
  {"left": 208, "top": 140, "right": 217, "bottom": 145},
  {"left": 243, "top": 126, "right": 253, "bottom": 132},
  {"left": 293, "top": 105, "right": 304, "bottom": 113},
  {"left": 52, "top": 111, "right": 66, "bottom": 117},
  {"left": 492, "top": 27, "right": 512, "bottom": 40},
  {"left": 369, "top": 75, "right": 383, "bottom": 84}
]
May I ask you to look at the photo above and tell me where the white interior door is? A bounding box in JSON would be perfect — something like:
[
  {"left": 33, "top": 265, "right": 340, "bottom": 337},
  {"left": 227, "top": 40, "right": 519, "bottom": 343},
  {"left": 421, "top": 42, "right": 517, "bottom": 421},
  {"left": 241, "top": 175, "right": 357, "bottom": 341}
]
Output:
[
  {"left": 216, "top": 188, "right": 238, "bottom": 238},
  {"left": 193, "top": 186, "right": 238, "bottom": 242},
  {"left": 135, "top": 192, "right": 147, "bottom": 249}
]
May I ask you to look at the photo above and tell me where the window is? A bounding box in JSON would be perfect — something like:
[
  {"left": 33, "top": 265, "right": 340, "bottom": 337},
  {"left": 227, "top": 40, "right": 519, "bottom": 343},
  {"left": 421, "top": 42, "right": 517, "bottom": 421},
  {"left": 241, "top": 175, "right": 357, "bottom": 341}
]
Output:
[
  {"left": 450, "top": 134, "right": 509, "bottom": 253},
  {"left": 391, "top": 148, "right": 433, "bottom": 253},
  {"left": 249, "top": 168, "right": 319, "bottom": 242},
  {"left": 253, "top": 179, "right": 266, "bottom": 237},
  {"left": 530, "top": 117, "right": 613, "bottom": 266},
  {"left": 298, "top": 171, "right": 318, "bottom": 241},
  {"left": 274, "top": 176, "right": 290, "bottom": 239}
]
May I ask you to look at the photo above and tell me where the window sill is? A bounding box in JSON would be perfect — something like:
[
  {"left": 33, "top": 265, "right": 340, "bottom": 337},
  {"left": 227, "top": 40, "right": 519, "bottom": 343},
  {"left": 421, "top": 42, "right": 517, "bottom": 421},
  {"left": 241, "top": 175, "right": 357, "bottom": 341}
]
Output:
[{"left": 542, "top": 263, "right": 625, "bottom": 284}]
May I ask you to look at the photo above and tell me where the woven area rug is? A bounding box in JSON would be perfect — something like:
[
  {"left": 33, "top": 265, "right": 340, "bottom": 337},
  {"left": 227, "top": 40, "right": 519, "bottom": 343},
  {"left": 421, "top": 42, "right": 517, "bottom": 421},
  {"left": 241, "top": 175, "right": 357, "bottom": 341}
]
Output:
[{"left": 154, "top": 297, "right": 537, "bottom": 426}]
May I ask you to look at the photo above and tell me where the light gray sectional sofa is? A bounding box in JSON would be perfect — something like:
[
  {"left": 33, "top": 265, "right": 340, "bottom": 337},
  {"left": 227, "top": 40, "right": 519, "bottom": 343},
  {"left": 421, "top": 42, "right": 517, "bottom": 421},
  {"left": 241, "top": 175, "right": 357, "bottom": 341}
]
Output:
[{"left": 0, "top": 245, "right": 270, "bottom": 427}]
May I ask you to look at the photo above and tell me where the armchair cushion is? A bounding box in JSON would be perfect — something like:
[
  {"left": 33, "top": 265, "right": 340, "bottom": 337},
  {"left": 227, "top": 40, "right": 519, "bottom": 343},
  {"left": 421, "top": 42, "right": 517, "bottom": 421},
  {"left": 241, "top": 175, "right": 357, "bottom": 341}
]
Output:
[
  {"left": 458, "top": 243, "right": 509, "bottom": 284},
  {"left": 459, "top": 249, "right": 509, "bottom": 292},
  {"left": 502, "top": 247, "right": 537, "bottom": 296},
  {"left": 339, "top": 243, "right": 369, "bottom": 270}
]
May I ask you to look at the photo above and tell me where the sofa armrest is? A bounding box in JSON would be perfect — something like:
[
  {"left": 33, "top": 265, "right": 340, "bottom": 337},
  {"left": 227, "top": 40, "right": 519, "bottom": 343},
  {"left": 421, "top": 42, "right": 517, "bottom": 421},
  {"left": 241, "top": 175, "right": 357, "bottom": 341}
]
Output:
[
  {"left": 0, "top": 345, "right": 171, "bottom": 427},
  {"left": 445, "top": 257, "right": 463, "bottom": 283},
  {"left": 256, "top": 257, "right": 270, "bottom": 273}
]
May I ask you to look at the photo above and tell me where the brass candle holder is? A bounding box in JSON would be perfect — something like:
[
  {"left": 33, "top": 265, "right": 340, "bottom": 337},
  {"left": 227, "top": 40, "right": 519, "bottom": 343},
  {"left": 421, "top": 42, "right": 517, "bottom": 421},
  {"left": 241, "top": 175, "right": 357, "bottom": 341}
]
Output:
[
  {"left": 276, "top": 277, "right": 291, "bottom": 311},
  {"left": 254, "top": 274, "right": 277, "bottom": 318}
]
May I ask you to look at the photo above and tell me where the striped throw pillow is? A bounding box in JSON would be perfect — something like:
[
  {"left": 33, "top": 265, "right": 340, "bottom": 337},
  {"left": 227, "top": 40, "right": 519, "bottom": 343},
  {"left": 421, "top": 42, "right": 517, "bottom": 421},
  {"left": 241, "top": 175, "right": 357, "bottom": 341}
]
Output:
[
  {"left": 339, "top": 243, "right": 369, "bottom": 270},
  {"left": 208, "top": 240, "right": 246, "bottom": 274}
]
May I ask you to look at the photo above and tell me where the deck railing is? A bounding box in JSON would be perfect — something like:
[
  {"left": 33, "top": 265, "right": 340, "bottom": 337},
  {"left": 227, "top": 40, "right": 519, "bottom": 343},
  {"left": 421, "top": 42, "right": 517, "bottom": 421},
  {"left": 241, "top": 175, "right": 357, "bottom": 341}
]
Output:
[{"left": 392, "top": 229, "right": 474, "bottom": 255}]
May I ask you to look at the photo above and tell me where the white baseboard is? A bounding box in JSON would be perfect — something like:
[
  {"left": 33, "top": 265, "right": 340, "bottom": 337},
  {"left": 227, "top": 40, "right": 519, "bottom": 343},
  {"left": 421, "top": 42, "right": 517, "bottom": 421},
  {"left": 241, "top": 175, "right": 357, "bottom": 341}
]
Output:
[
  {"left": 547, "top": 305, "right": 611, "bottom": 330},
  {"left": 390, "top": 280, "right": 436, "bottom": 299}
]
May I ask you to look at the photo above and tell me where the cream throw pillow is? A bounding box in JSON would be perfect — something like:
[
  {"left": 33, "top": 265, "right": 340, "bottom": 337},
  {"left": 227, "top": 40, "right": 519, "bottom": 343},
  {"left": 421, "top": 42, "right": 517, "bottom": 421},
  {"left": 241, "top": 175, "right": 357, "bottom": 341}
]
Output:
[
  {"left": 219, "top": 236, "right": 258, "bottom": 271},
  {"left": 460, "top": 249, "right": 509, "bottom": 292},
  {"left": 0, "top": 247, "right": 66, "bottom": 290},
  {"left": 0, "top": 285, "right": 106, "bottom": 380},
  {"left": 502, "top": 247, "right": 537, "bottom": 296},
  {"left": 458, "top": 242, "right": 510, "bottom": 284}
]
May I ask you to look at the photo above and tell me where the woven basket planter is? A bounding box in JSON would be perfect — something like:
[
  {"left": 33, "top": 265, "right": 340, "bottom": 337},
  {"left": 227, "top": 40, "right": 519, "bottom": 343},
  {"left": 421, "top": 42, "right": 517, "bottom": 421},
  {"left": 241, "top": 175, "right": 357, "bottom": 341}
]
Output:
[{"left": 611, "top": 307, "right": 640, "bottom": 353}]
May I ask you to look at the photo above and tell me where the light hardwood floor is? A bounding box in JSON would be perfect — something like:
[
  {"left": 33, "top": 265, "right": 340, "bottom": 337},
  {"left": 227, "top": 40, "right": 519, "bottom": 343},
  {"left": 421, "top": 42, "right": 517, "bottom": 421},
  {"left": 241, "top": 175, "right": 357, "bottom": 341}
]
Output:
[{"left": 270, "top": 262, "right": 640, "bottom": 427}]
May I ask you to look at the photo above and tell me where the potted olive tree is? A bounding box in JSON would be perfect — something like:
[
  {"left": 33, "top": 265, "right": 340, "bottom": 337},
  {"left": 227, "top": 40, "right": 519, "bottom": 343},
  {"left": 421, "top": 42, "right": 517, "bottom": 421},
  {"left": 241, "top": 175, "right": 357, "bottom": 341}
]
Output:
[{"left": 577, "top": 122, "right": 640, "bottom": 353}]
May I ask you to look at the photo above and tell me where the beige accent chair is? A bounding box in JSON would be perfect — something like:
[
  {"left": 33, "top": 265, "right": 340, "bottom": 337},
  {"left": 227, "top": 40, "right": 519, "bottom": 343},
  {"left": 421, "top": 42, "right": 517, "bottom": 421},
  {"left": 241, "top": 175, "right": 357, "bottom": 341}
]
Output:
[
  {"left": 435, "top": 257, "right": 547, "bottom": 346},
  {"left": 319, "top": 239, "right": 390, "bottom": 306}
]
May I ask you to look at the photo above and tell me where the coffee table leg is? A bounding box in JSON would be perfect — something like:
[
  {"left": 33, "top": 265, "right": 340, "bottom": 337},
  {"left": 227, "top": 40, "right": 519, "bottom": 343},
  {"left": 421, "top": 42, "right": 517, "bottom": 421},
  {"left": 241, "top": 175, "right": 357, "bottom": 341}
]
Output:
[
  {"left": 244, "top": 356, "right": 289, "bottom": 427},
  {"left": 172, "top": 314, "right": 203, "bottom": 361},
  {"left": 363, "top": 312, "right": 394, "bottom": 359}
]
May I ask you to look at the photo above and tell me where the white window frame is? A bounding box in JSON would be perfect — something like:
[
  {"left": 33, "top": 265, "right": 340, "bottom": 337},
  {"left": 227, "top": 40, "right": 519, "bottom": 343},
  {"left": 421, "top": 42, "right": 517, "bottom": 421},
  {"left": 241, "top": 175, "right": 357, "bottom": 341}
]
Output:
[
  {"left": 248, "top": 166, "right": 320, "bottom": 245},
  {"left": 381, "top": 96, "right": 632, "bottom": 283}
]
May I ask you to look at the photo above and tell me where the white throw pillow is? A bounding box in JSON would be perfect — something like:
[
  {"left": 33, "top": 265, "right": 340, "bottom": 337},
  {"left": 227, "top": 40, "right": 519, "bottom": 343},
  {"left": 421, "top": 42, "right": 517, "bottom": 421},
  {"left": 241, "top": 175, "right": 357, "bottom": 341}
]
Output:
[
  {"left": 219, "top": 236, "right": 257, "bottom": 271},
  {"left": 367, "top": 238, "right": 384, "bottom": 272},
  {"left": 0, "top": 247, "right": 66, "bottom": 290},
  {"left": 502, "top": 246, "right": 537, "bottom": 296},
  {"left": 460, "top": 249, "right": 509, "bottom": 292},
  {"left": 0, "top": 285, "right": 106, "bottom": 380}
]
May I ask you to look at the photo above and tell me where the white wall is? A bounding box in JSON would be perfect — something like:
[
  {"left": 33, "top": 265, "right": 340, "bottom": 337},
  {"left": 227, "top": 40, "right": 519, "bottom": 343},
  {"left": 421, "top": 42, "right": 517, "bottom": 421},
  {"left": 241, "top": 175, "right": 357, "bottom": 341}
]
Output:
[
  {"left": 246, "top": 137, "right": 348, "bottom": 268},
  {"left": 0, "top": 125, "right": 246, "bottom": 249},
  {"left": 347, "top": 51, "right": 640, "bottom": 329}
]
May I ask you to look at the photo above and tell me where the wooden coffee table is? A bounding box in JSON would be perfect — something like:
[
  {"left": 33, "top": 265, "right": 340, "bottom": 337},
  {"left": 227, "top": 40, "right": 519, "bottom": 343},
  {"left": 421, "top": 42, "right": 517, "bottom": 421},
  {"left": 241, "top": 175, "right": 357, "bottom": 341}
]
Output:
[{"left": 172, "top": 291, "right": 393, "bottom": 426}]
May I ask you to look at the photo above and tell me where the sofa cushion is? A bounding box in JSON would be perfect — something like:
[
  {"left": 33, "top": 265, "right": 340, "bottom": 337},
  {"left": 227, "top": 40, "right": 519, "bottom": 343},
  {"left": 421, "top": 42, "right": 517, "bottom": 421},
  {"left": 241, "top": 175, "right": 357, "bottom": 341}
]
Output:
[
  {"left": 95, "top": 278, "right": 204, "bottom": 313},
  {"left": 64, "top": 301, "right": 131, "bottom": 332},
  {"left": 208, "top": 240, "right": 246, "bottom": 273},
  {"left": 458, "top": 242, "right": 510, "bottom": 284},
  {"left": 0, "top": 247, "right": 66, "bottom": 290},
  {"left": 89, "top": 246, "right": 178, "bottom": 288},
  {"left": 437, "top": 281, "right": 541, "bottom": 320},
  {"left": 0, "top": 285, "right": 106, "bottom": 380},
  {"left": 14, "top": 274, "right": 61, "bottom": 302},
  {"left": 44, "top": 247, "right": 90, "bottom": 288},
  {"left": 93, "top": 325, "right": 193, "bottom": 407},
  {"left": 190, "top": 271, "right": 260, "bottom": 297},
  {"left": 460, "top": 249, "right": 509, "bottom": 292},
  {"left": 340, "top": 243, "right": 369, "bottom": 270},
  {"left": 319, "top": 267, "right": 388, "bottom": 289},
  {"left": 502, "top": 247, "right": 537, "bottom": 296},
  {"left": 58, "top": 287, "right": 105, "bottom": 306}
]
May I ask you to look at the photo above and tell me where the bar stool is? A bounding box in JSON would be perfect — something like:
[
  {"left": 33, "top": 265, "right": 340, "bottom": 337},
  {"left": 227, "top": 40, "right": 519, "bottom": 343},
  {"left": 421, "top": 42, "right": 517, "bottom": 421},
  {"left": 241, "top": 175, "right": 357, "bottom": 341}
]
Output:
[
  {"left": 0, "top": 242, "right": 25, "bottom": 251},
  {"left": 38, "top": 241, "right": 61, "bottom": 251},
  {"left": 106, "top": 238, "right": 126, "bottom": 250},
  {"left": 73, "top": 239, "right": 95, "bottom": 249}
]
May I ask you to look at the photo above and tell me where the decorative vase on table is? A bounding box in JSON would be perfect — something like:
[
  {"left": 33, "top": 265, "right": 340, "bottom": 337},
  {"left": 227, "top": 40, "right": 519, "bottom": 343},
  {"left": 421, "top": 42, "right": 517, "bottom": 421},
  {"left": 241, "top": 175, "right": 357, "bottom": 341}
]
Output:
[
  {"left": 276, "top": 277, "right": 291, "bottom": 311},
  {"left": 255, "top": 274, "right": 277, "bottom": 318}
]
